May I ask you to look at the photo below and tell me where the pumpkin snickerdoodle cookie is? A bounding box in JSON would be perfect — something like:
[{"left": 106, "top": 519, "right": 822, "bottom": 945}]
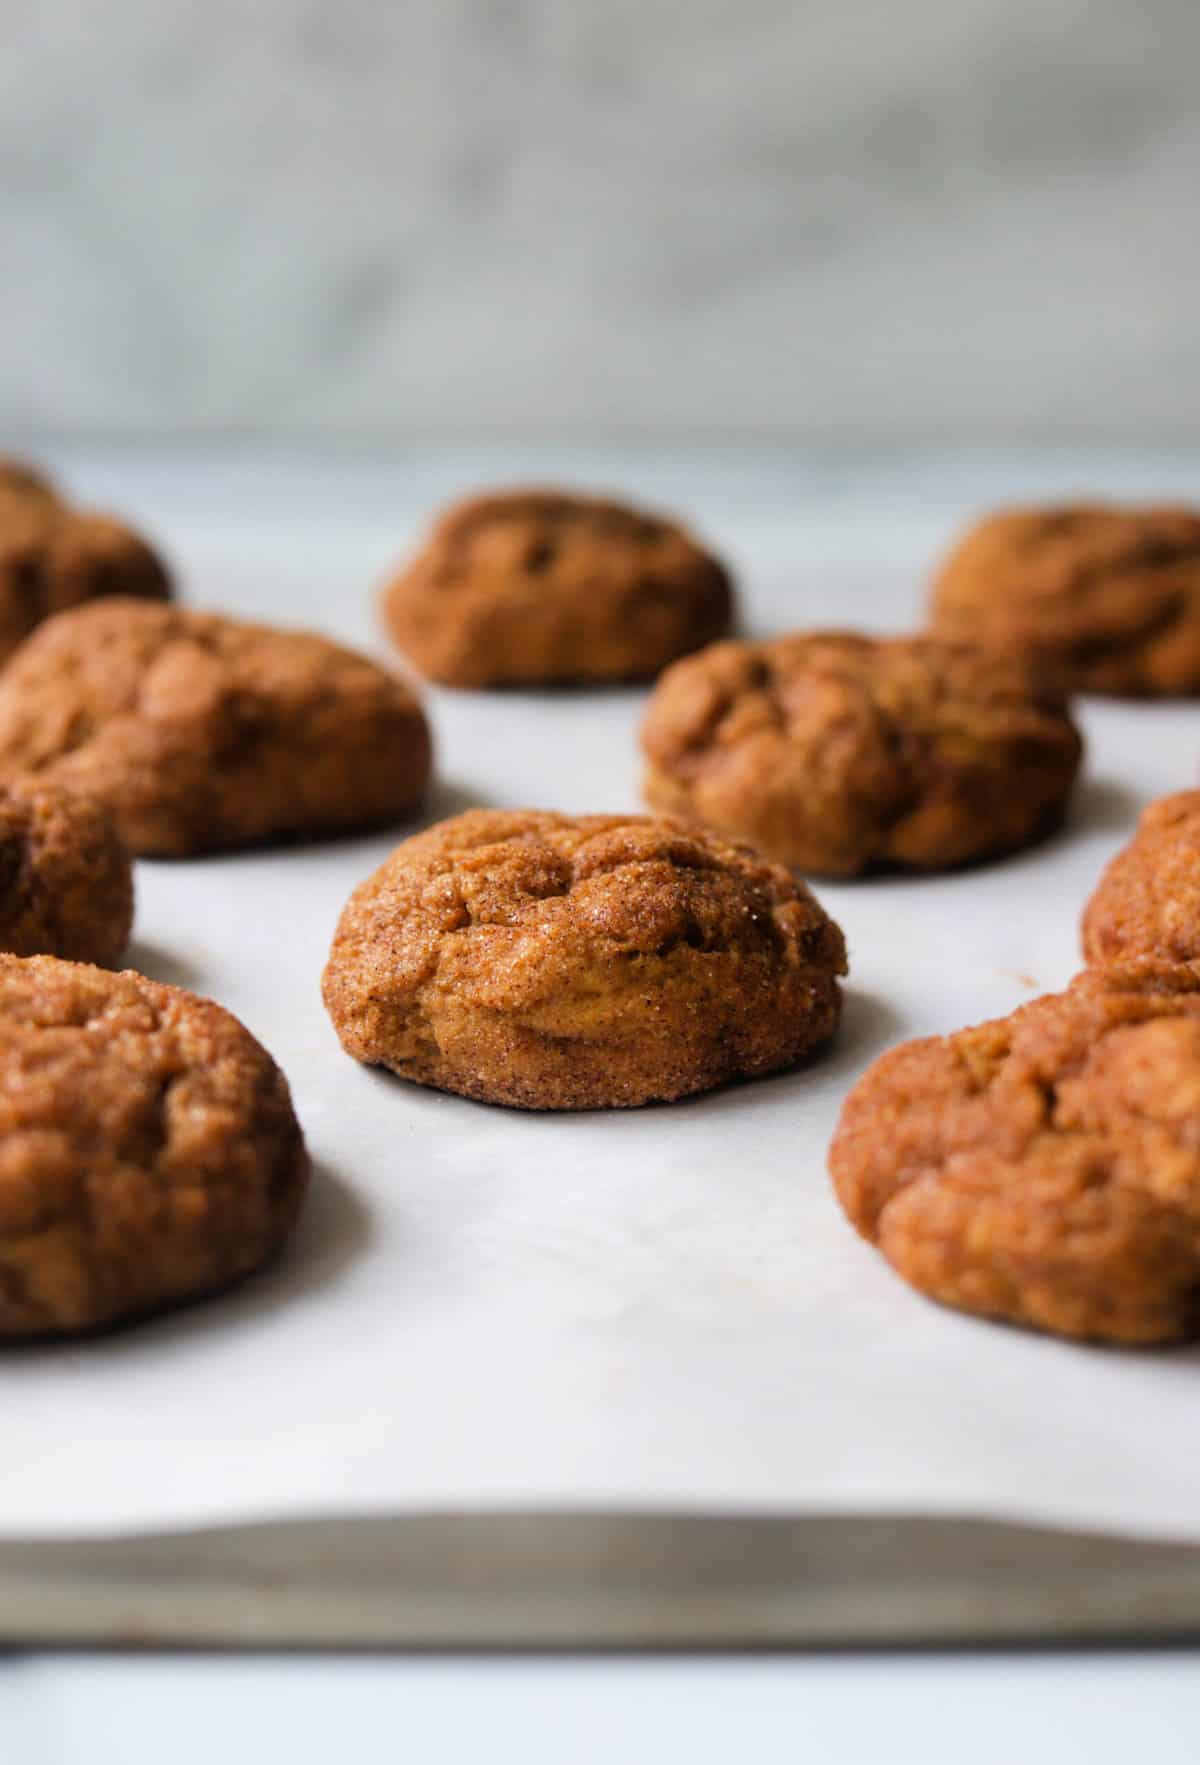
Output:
[
  {"left": 641, "top": 631, "right": 1082, "bottom": 877},
  {"left": 323, "top": 809, "right": 846, "bottom": 1109},
  {"left": 829, "top": 962, "right": 1200, "bottom": 1344},
  {"left": 0, "top": 599, "right": 432, "bottom": 856},
  {"left": 928, "top": 503, "right": 1200, "bottom": 696},
  {"left": 0, "top": 457, "right": 170, "bottom": 667},
  {"left": 0, "top": 778, "right": 132, "bottom": 965},
  {"left": 0, "top": 954, "right": 307, "bottom": 1337},
  {"left": 1082, "top": 790, "right": 1200, "bottom": 967},
  {"left": 382, "top": 489, "right": 734, "bottom": 687}
]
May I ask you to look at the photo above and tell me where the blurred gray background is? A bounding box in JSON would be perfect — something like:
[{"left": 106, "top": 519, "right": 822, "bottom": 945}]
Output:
[{"left": 3, "top": 0, "right": 1198, "bottom": 444}]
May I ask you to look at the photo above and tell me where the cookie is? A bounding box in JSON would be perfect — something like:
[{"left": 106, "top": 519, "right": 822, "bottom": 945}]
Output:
[
  {"left": 641, "top": 631, "right": 1082, "bottom": 877},
  {"left": 0, "top": 954, "right": 307, "bottom": 1337},
  {"left": 322, "top": 808, "right": 846, "bottom": 1109},
  {"left": 1082, "top": 791, "right": 1200, "bottom": 966},
  {"left": 829, "top": 962, "right": 1200, "bottom": 1343},
  {"left": 0, "top": 599, "right": 432, "bottom": 856},
  {"left": 0, "top": 457, "right": 170, "bottom": 667},
  {"left": 0, "top": 779, "right": 132, "bottom": 965},
  {"left": 928, "top": 504, "right": 1200, "bottom": 696},
  {"left": 381, "top": 488, "right": 733, "bottom": 686},
  {"left": 0, "top": 458, "right": 58, "bottom": 509}
]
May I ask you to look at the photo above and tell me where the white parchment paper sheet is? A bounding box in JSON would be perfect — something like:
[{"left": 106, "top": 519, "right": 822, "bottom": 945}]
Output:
[{"left": 5, "top": 453, "right": 1199, "bottom": 1540}]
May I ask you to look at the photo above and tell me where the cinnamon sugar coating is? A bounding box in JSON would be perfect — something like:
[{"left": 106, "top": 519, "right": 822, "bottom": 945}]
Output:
[
  {"left": 382, "top": 489, "right": 733, "bottom": 686},
  {"left": 0, "top": 599, "right": 432, "bottom": 855},
  {"left": 0, "top": 954, "right": 307, "bottom": 1337},
  {"left": 323, "top": 808, "right": 845, "bottom": 1109},
  {"left": 1083, "top": 791, "right": 1200, "bottom": 966},
  {"left": 830, "top": 963, "right": 1200, "bottom": 1343},
  {"left": 641, "top": 631, "right": 1082, "bottom": 876},
  {"left": 0, "top": 778, "right": 132, "bottom": 964},
  {"left": 928, "top": 504, "right": 1200, "bottom": 696},
  {"left": 0, "top": 456, "right": 170, "bottom": 665}
]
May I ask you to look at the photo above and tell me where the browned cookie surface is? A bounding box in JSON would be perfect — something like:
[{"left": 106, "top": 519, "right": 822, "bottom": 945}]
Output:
[
  {"left": 0, "top": 458, "right": 170, "bottom": 666},
  {"left": 928, "top": 504, "right": 1200, "bottom": 696},
  {"left": 641, "top": 631, "right": 1082, "bottom": 877},
  {"left": 829, "top": 962, "right": 1200, "bottom": 1344},
  {"left": 0, "top": 779, "right": 132, "bottom": 965},
  {"left": 0, "top": 954, "right": 307, "bottom": 1337},
  {"left": 0, "top": 599, "right": 432, "bottom": 856},
  {"left": 323, "top": 808, "right": 845, "bottom": 1109},
  {"left": 1083, "top": 790, "right": 1200, "bottom": 966},
  {"left": 382, "top": 489, "right": 733, "bottom": 686}
]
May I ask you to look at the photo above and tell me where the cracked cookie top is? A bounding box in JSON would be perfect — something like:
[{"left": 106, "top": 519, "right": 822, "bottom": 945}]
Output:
[
  {"left": 829, "top": 961, "right": 1200, "bottom": 1343},
  {"left": 0, "top": 598, "right": 432, "bottom": 856},
  {"left": 322, "top": 808, "right": 846, "bottom": 1109},
  {"left": 0, "top": 457, "right": 170, "bottom": 665},
  {"left": 0, "top": 953, "right": 307, "bottom": 1336},
  {"left": 641, "top": 630, "right": 1082, "bottom": 876},
  {"left": 928, "top": 504, "right": 1200, "bottom": 696},
  {"left": 381, "top": 488, "right": 734, "bottom": 687}
]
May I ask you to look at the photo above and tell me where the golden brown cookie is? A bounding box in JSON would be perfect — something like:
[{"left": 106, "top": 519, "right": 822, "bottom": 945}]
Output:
[
  {"left": 0, "top": 779, "right": 132, "bottom": 965},
  {"left": 0, "top": 457, "right": 170, "bottom": 667},
  {"left": 829, "top": 962, "right": 1200, "bottom": 1344},
  {"left": 641, "top": 631, "right": 1082, "bottom": 877},
  {"left": 381, "top": 489, "right": 734, "bottom": 687},
  {"left": 1082, "top": 791, "right": 1200, "bottom": 966},
  {"left": 0, "top": 458, "right": 58, "bottom": 509},
  {"left": 0, "top": 599, "right": 432, "bottom": 856},
  {"left": 928, "top": 504, "right": 1200, "bottom": 696},
  {"left": 0, "top": 954, "right": 307, "bottom": 1338},
  {"left": 322, "top": 808, "right": 846, "bottom": 1109}
]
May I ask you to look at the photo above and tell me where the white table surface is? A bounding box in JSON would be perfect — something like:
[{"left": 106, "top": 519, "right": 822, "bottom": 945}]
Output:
[
  {"left": 5, "top": 446, "right": 1200, "bottom": 1755},
  {"left": 4, "top": 1652, "right": 1200, "bottom": 1763}
]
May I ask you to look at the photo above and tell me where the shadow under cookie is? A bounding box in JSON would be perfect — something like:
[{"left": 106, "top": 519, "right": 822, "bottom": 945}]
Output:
[
  {"left": 1063, "top": 775, "right": 1143, "bottom": 840},
  {"left": 123, "top": 939, "right": 205, "bottom": 992}
]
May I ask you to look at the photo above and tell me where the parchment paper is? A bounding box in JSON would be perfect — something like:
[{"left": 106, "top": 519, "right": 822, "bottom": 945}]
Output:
[{"left": 6, "top": 453, "right": 1199, "bottom": 1540}]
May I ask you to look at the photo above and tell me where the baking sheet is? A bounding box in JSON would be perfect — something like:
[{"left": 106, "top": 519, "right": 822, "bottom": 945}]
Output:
[
  {"left": 5, "top": 454, "right": 1200, "bottom": 1543},
  {"left": 9, "top": 1513, "right": 1200, "bottom": 1648}
]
